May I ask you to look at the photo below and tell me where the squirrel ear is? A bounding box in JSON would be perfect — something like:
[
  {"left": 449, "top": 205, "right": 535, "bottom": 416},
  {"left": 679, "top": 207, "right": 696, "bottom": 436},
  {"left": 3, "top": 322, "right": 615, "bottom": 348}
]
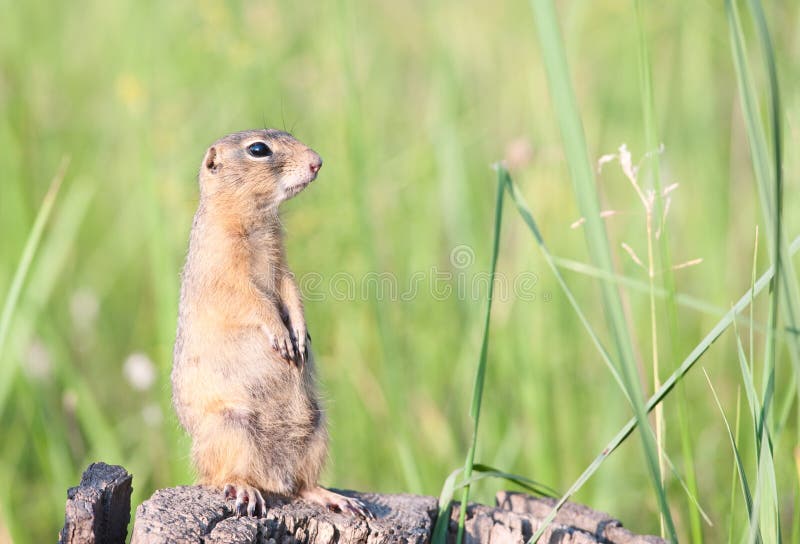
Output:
[{"left": 204, "top": 146, "right": 221, "bottom": 173}]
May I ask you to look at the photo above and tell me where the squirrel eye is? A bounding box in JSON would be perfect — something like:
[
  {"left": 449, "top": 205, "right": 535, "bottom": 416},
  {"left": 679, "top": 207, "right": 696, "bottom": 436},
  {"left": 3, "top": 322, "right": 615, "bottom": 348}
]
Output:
[{"left": 247, "top": 142, "right": 272, "bottom": 158}]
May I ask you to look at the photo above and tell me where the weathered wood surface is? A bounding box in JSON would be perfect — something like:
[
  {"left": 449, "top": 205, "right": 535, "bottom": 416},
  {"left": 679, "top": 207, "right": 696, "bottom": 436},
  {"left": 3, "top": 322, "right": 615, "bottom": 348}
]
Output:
[
  {"left": 60, "top": 463, "right": 667, "bottom": 544},
  {"left": 58, "top": 462, "right": 133, "bottom": 544},
  {"left": 474, "top": 491, "right": 666, "bottom": 544},
  {"left": 132, "top": 487, "right": 436, "bottom": 544},
  {"left": 131, "top": 486, "right": 666, "bottom": 544}
]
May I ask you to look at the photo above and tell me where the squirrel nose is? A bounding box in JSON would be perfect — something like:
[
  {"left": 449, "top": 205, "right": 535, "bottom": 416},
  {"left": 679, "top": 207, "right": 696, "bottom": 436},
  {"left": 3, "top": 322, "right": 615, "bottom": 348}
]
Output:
[{"left": 309, "top": 160, "right": 322, "bottom": 174}]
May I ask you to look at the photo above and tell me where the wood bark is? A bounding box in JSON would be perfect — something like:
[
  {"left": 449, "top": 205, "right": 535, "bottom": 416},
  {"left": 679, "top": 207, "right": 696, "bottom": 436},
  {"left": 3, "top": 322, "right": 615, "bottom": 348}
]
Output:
[
  {"left": 131, "top": 486, "right": 666, "bottom": 544},
  {"left": 131, "top": 486, "right": 437, "bottom": 544},
  {"left": 58, "top": 462, "right": 133, "bottom": 544},
  {"left": 60, "top": 463, "right": 667, "bottom": 544}
]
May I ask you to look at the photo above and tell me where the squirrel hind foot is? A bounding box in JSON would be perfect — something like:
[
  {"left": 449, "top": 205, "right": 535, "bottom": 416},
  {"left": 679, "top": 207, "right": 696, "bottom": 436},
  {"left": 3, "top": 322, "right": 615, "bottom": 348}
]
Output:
[
  {"left": 299, "top": 486, "right": 374, "bottom": 520},
  {"left": 223, "top": 483, "right": 266, "bottom": 518}
]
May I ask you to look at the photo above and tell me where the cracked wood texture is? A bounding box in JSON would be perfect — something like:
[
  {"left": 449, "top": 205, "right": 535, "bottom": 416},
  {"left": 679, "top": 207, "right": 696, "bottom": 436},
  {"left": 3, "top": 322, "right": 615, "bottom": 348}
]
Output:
[
  {"left": 131, "top": 487, "right": 436, "bottom": 544},
  {"left": 131, "top": 486, "right": 666, "bottom": 544},
  {"left": 59, "top": 462, "right": 133, "bottom": 544}
]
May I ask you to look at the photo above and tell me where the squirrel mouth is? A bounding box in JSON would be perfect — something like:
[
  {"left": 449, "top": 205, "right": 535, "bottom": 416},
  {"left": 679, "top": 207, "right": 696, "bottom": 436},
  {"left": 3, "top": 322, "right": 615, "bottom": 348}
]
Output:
[{"left": 285, "top": 179, "right": 313, "bottom": 198}]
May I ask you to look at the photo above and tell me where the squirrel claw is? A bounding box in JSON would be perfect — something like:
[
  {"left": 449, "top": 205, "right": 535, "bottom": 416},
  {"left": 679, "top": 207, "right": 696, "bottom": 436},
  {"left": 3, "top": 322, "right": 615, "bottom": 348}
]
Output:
[
  {"left": 300, "top": 486, "right": 374, "bottom": 520},
  {"left": 341, "top": 496, "right": 373, "bottom": 519},
  {"left": 263, "top": 324, "right": 296, "bottom": 365},
  {"left": 292, "top": 328, "right": 308, "bottom": 367},
  {"left": 223, "top": 483, "right": 265, "bottom": 518}
]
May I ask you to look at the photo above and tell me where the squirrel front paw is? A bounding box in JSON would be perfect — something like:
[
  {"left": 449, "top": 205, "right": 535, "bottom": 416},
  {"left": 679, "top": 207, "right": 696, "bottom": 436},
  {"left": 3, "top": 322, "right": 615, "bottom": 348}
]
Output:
[
  {"left": 223, "top": 483, "right": 265, "bottom": 517},
  {"left": 300, "top": 486, "right": 373, "bottom": 519},
  {"left": 261, "top": 323, "right": 297, "bottom": 364},
  {"left": 291, "top": 326, "right": 310, "bottom": 365}
]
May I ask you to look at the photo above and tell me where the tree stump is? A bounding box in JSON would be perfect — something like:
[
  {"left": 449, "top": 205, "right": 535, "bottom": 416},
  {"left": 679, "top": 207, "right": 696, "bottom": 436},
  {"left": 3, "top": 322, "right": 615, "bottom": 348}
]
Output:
[
  {"left": 131, "top": 487, "right": 436, "bottom": 544},
  {"left": 61, "top": 463, "right": 666, "bottom": 543},
  {"left": 131, "top": 487, "right": 666, "bottom": 544},
  {"left": 58, "top": 462, "right": 133, "bottom": 544}
]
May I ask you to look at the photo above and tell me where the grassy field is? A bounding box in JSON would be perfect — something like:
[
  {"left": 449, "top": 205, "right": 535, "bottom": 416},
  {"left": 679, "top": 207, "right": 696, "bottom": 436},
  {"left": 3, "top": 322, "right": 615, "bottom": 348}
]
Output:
[{"left": 2, "top": 1, "right": 799, "bottom": 542}]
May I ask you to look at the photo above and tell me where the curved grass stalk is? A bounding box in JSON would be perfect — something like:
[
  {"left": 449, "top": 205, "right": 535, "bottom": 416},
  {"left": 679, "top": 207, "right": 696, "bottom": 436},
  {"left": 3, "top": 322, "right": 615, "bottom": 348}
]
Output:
[{"left": 453, "top": 166, "right": 506, "bottom": 544}]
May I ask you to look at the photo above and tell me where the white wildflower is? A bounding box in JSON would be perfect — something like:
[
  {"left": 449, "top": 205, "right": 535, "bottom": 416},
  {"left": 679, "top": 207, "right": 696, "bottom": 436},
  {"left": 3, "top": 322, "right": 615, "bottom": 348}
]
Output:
[{"left": 123, "top": 352, "right": 156, "bottom": 391}]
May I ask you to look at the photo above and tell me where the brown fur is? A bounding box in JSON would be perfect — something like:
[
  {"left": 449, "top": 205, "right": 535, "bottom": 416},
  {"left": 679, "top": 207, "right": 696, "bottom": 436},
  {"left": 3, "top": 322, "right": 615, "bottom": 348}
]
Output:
[{"left": 172, "top": 129, "right": 328, "bottom": 499}]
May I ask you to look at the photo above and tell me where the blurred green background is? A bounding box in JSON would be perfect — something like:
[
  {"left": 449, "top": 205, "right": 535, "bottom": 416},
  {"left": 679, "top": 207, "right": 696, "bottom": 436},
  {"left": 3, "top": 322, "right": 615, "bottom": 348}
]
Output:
[{"left": 1, "top": 1, "right": 799, "bottom": 542}]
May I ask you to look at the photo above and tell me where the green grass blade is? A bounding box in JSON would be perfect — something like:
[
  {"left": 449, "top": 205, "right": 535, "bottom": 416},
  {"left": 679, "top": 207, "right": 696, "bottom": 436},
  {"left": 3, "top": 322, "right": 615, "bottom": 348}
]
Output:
[
  {"left": 743, "top": 0, "right": 782, "bottom": 426},
  {"left": 755, "top": 436, "right": 780, "bottom": 544},
  {"left": 744, "top": 0, "right": 782, "bottom": 282},
  {"left": 445, "top": 465, "right": 559, "bottom": 499},
  {"left": 704, "top": 369, "right": 756, "bottom": 535},
  {"left": 0, "top": 158, "right": 69, "bottom": 413},
  {"left": 728, "top": 0, "right": 800, "bottom": 400},
  {"left": 528, "top": 235, "right": 800, "bottom": 541},
  {"left": 727, "top": 390, "right": 742, "bottom": 544},
  {"left": 741, "top": 3, "right": 784, "bottom": 541},
  {"left": 750, "top": 229, "right": 758, "bottom": 383},
  {"left": 726, "top": 0, "right": 774, "bottom": 223},
  {"left": 634, "top": 2, "right": 702, "bottom": 537},
  {"left": 529, "top": 1, "right": 675, "bottom": 538},
  {"left": 454, "top": 166, "right": 506, "bottom": 544},
  {"left": 732, "top": 316, "right": 760, "bottom": 433},
  {"left": 468, "top": 464, "right": 558, "bottom": 498},
  {"left": 432, "top": 468, "right": 461, "bottom": 544},
  {"left": 732, "top": 308, "right": 778, "bottom": 544},
  {"left": 0, "top": 157, "right": 68, "bottom": 359}
]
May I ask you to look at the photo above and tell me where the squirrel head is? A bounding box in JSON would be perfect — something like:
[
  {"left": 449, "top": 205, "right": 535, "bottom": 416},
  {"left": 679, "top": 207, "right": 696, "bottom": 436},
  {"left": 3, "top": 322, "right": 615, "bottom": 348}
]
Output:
[{"left": 199, "top": 129, "right": 322, "bottom": 211}]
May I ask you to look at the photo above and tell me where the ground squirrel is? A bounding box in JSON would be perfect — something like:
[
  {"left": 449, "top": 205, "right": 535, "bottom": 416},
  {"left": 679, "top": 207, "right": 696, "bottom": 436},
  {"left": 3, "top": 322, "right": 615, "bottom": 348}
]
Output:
[{"left": 172, "top": 129, "right": 371, "bottom": 518}]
